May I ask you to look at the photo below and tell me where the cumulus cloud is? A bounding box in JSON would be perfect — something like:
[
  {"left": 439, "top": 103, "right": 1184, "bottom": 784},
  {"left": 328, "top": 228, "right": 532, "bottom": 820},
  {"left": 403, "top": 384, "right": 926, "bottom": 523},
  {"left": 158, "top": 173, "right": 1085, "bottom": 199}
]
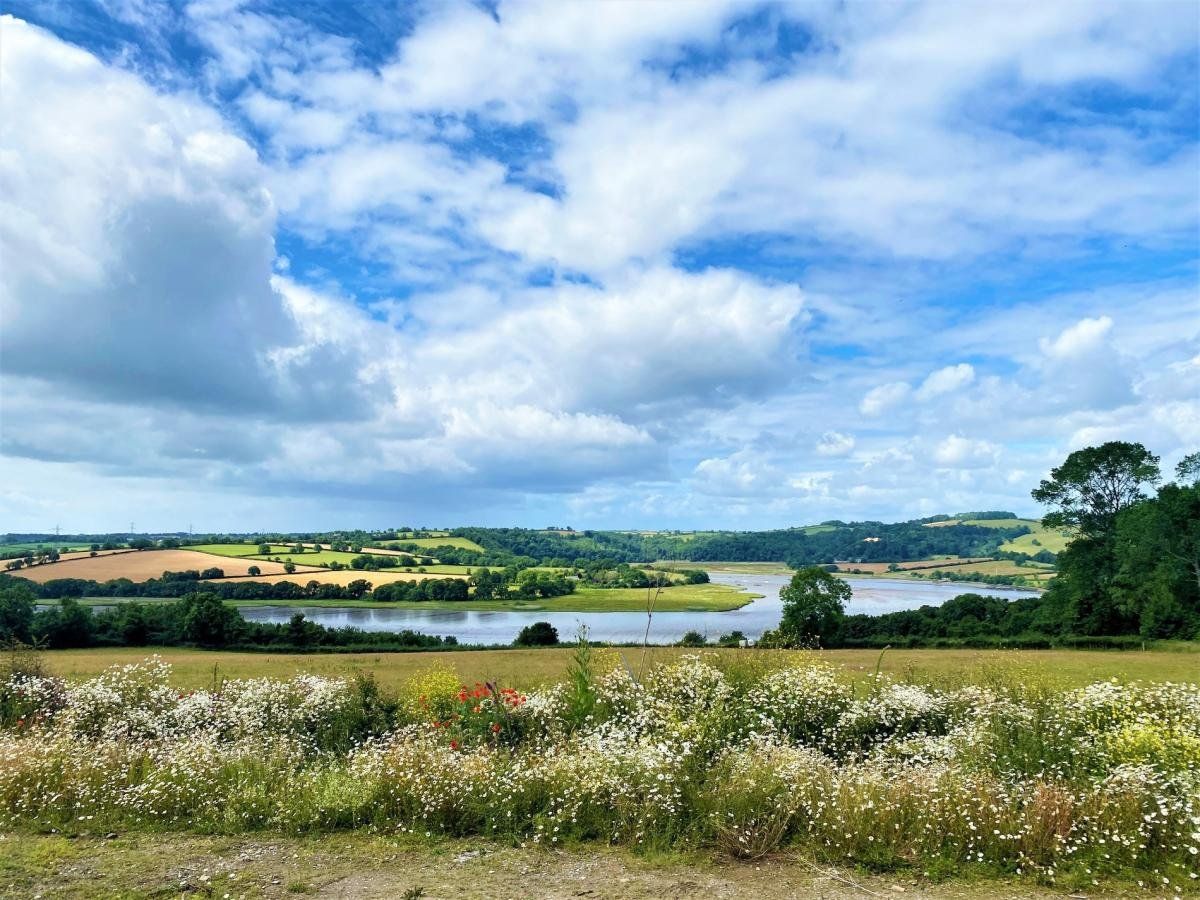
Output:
[
  {"left": 0, "top": 17, "right": 368, "bottom": 422},
  {"left": 859, "top": 382, "right": 913, "bottom": 416},
  {"left": 916, "top": 364, "right": 975, "bottom": 401},
  {"left": 1, "top": 4, "right": 1197, "bottom": 530},
  {"left": 1037, "top": 316, "right": 1136, "bottom": 411},
  {"left": 933, "top": 435, "right": 1001, "bottom": 469}
]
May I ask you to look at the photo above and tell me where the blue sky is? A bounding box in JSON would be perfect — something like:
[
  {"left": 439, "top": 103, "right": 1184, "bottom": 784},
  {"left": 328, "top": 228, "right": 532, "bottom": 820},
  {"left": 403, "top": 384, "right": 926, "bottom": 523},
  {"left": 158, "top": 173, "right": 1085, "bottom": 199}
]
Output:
[{"left": 1, "top": 1, "right": 1197, "bottom": 533}]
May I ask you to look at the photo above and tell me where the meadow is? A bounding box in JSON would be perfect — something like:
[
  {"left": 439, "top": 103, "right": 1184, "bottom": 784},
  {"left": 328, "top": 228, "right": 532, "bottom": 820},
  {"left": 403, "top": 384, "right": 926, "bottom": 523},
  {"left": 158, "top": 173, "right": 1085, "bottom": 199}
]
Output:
[
  {"left": 50, "top": 580, "right": 754, "bottom": 613},
  {"left": 2, "top": 647, "right": 1196, "bottom": 896},
  {"left": 40, "top": 644, "right": 1200, "bottom": 693}
]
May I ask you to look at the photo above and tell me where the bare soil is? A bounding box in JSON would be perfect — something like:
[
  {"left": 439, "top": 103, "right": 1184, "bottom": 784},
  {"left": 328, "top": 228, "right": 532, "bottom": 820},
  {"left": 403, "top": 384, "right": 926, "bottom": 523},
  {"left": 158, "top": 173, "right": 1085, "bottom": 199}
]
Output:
[{"left": 0, "top": 832, "right": 1145, "bottom": 899}]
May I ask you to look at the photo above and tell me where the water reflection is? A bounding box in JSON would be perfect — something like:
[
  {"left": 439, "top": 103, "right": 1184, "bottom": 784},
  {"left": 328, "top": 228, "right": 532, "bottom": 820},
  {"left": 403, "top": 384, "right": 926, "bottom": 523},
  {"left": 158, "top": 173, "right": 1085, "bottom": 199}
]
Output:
[{"left": 237, "top": 573, "right": 1040, "bottom": 645}]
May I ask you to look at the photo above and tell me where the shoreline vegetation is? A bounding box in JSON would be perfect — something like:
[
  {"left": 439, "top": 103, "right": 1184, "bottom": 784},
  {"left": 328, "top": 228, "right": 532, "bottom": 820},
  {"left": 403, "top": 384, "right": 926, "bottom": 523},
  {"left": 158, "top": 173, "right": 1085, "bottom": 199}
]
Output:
[{"left": 32, "top": 582, "right": 756, "bottom": 613}]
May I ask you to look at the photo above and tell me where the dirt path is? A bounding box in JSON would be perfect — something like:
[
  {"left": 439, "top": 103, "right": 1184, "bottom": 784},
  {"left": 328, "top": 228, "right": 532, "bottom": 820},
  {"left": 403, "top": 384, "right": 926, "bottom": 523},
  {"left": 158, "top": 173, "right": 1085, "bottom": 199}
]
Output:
[{"left": 0, "top": 832, "right": 1147, "bottom": 899}]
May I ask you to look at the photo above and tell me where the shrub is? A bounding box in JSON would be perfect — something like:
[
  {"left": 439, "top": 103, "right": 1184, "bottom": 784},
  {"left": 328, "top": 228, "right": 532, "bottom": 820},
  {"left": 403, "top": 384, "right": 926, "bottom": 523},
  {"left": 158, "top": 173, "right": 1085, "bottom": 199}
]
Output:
[{"left": 514, "top": 621, "right": 559, "bottom": 646}]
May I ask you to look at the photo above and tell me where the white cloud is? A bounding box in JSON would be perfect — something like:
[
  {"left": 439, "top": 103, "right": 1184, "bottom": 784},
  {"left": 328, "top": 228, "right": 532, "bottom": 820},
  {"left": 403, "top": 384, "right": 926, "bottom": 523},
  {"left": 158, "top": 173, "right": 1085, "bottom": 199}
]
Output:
[
  {"left": 815, "top": 431, "right": 856, "bottom": 457},
  {"left": 1037, "top": 315, "right": 1136, "bottom": 411},
  {"left": 916, "top": 363, "right": 975, "bottom": 400},
  {"left": 1, "top": 5, "right": 1196, "bottom": 530},
  {"left": 859, "top": 382, "right": 912, "bottom": 416},
  {"left": 933, "top": 435, "right": 1001, "bottom": 469}
]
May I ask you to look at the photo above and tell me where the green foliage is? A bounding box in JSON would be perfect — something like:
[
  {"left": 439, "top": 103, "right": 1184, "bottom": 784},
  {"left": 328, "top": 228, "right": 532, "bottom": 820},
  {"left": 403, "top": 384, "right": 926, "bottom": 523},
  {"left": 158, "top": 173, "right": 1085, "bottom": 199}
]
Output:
[
  {"left": 0, "top": 584, "right": 36, "bottom": 643},
  {"left": 776, "top": 567, "right": 849, "bottom": 646},
  {"left": 513, "top": 621, "right": 559, "bottom": 646},
  {"left": 563, "top": 628, "right": 597, "bottom": 731},
  {"left": 1032, "top": 441, "right": 1161, "bottom": 538}
]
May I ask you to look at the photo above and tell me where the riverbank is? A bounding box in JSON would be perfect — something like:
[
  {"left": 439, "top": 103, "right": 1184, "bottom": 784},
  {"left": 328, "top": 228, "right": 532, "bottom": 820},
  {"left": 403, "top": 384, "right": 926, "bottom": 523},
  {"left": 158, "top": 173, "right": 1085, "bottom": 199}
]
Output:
[{"left": 49, "top": 582, "right": 758, "bottom": 613}]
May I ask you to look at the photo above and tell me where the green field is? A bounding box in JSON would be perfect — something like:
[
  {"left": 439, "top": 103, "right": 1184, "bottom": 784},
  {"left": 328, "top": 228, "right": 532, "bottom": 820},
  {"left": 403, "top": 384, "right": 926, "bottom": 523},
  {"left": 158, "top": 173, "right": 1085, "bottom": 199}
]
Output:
[
  {"left": 658, "top": 560, "right": 792, "bottom": 575},
  {"left": 53, "top": 581, "right": 754, "bottom": 613},
  {"left": 41, "top": 644, "right": 1200, "bottom": 694},
  {"left": 0, "top": 541, "right": 92, "bottom": 554},
  {"left": 185, "top": 544, "right": 455, "bottom": 567},
  {"left": 379, "top": 536, "right": 484, "bottom": 552},
  {"left": 998, "top": 523, "right": 1073, "bottom": 554},
  {"left": 183, "top": 542, "right": 280, "bottom": 557}
]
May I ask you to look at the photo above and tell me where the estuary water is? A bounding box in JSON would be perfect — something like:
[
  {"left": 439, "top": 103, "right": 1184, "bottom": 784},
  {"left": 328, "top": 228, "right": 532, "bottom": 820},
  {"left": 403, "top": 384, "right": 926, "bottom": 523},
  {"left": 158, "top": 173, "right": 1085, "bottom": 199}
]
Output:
[{"left": 237, "top": 573, "right": 1040, "bottom": 645}]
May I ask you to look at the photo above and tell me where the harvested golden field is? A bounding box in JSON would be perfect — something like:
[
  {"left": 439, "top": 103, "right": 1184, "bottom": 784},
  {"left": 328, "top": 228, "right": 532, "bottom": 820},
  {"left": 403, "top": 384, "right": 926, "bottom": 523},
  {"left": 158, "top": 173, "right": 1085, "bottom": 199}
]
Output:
[
  {"left": 205, "top": 569, "right": 467, "bottom": 588},
  {"left": 12, "top": 549, "right": 321, "bottom": 583}
]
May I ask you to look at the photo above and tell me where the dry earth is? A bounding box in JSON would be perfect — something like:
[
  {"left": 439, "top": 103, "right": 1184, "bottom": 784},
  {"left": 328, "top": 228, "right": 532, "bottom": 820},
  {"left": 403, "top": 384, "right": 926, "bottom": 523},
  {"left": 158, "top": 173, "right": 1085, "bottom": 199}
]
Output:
[
  {"left": 11, "top": 549, "right": 322, "bottom": 583},
  {"left": 0, "top": 832, "right": 1144, "bottom": 900}
]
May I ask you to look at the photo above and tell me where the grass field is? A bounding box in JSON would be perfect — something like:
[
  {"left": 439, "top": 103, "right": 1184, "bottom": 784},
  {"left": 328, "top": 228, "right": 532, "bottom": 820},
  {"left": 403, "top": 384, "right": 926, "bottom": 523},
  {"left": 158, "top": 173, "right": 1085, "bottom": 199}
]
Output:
[
  {"left": 182, "top": 542, "right": 277, "bottom": 557},
  {"left": 998, "top": 522, "right": 1074, "bottom": 554},
  {"left": 0, "top": 541, "right": 93, "bottom": 554},
  {"left": 377, "top": 536, "right": 484, "bottom": 552},
  {"left": 41, "top": 644, "right": 1200, "bottom": 693},
  {"left": 204, "top": 569, "right": 468, "bottom": 588},
  {"left": 45, "top": 581, "right": 754, "bottom": 613},
  {"left": 11, "top": 549, "right": 320, "bottom": 583},
  {"left": 658, "top": 560, "right": 793, "bottom": 575},
  {"left": 75, "top": 581, "right": 750, "bottom": 611}
]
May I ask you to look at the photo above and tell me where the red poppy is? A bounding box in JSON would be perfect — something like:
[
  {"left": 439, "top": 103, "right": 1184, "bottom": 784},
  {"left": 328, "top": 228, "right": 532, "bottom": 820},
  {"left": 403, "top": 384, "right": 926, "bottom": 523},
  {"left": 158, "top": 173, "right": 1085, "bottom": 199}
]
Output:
[
  {"left": 491, "top": 723, "right": 501, "bottom": 733},
  {"left": 450, "top": 739, "right": 459, "bottom": 750}
]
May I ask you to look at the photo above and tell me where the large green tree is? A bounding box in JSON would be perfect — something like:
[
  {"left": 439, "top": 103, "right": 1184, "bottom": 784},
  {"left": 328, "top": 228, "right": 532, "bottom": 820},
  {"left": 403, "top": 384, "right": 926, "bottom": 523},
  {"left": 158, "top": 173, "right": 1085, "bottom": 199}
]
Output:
[
  {"left": 1031, "top": 441, "right": 1160, "bottom": 538},
  {"left": 773, "top": 566, "right": 850, "bottom": 646},
  {"left": 1033, "top": 442, "right": 1164, "bottom": 635},
  {"left": 0, "top": 583, "right": 36, "bottom": 643}
]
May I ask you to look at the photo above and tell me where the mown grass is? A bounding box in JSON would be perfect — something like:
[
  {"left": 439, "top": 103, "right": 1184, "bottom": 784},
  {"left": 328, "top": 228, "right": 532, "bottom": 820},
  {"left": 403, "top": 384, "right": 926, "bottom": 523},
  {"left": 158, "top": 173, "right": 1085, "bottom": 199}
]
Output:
[{"left": 41, "top": 644, "right": 1200, "bottom": 694}]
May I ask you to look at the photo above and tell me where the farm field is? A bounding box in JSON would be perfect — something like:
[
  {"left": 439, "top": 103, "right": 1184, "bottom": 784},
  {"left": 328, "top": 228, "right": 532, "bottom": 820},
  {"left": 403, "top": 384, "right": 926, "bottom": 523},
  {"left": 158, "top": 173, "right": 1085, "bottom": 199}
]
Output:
[
  {"left": 41, "top": 644, "right": 1200, "bottom": 693},
  {"left": 204, "top": 569, "right": 467, "bottom": 588},
  {"left": 998, "top": 523, "right": 1073, "bottom": 554},
  {"left": 373, "top": 536, "right": 485, "bottom": 552},
  {"left": 0, "top": 541, "right": 94, "bottom": 554},
  {"left": 833, "top": 556, "right": 993, "bottom": 575},
  {"left": 21, "top": 548, "right": 134, "bottom": 565},
  {"left": 182, "top": 542, "right": 276, "bottom": 557},
  {"left": 10, "top": 549, "right": 320, "bottom": 583},
  {"left": 659, "top": 560, "right": 793, "bottom": 575},
  {"left": 0, "top": 831, "right": 1091, "bottom": 900},
  {"left": 186, "top": 543, "right": 440, "bottom": 566}
]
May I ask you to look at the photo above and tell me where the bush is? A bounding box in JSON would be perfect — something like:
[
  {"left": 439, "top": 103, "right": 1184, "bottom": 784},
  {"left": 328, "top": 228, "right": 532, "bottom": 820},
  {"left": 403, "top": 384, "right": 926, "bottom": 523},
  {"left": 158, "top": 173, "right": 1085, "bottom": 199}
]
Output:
[{"left": 514, "top": 621, "right": 559, "bottom": 646}]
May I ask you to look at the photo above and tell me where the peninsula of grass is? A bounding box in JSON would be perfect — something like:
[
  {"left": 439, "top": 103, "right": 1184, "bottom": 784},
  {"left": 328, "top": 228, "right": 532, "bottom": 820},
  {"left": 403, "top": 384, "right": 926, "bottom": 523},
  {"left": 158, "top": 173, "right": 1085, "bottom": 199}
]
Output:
[{"left": 58, "top": 582, "right": 758, "bottom": 613}]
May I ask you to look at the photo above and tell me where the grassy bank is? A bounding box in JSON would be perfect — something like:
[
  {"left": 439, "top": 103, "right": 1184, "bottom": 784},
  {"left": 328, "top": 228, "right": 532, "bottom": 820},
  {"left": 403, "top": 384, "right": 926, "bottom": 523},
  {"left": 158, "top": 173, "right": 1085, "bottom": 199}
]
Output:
[
  {"left": 57, "top": 581, "right": 757, "bottom": 613},
  {"left": 41, "top": 644, "right": 1200, "bottom": 693}
]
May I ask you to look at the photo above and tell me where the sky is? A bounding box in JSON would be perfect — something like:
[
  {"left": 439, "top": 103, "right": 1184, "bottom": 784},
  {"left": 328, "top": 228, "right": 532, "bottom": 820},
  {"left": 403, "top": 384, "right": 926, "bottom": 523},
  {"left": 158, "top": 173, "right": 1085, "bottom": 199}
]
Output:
[{"left": 0, "top": 1, "right": 1198, "bottom": 534}]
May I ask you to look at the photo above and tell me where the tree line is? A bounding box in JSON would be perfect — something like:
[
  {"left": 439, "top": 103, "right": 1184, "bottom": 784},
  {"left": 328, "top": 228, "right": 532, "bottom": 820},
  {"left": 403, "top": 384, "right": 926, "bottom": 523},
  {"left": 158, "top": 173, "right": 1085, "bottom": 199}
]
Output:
[{"left": 765, "top": 443, "right": 1198, "bottom": 648}]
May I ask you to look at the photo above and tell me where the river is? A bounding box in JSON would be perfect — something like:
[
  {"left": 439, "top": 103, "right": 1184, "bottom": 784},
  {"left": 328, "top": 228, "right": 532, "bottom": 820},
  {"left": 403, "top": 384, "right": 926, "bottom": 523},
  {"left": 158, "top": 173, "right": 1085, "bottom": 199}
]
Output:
[{"left": 236, "top": 573, "right": 1040, "bottom": 645}]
